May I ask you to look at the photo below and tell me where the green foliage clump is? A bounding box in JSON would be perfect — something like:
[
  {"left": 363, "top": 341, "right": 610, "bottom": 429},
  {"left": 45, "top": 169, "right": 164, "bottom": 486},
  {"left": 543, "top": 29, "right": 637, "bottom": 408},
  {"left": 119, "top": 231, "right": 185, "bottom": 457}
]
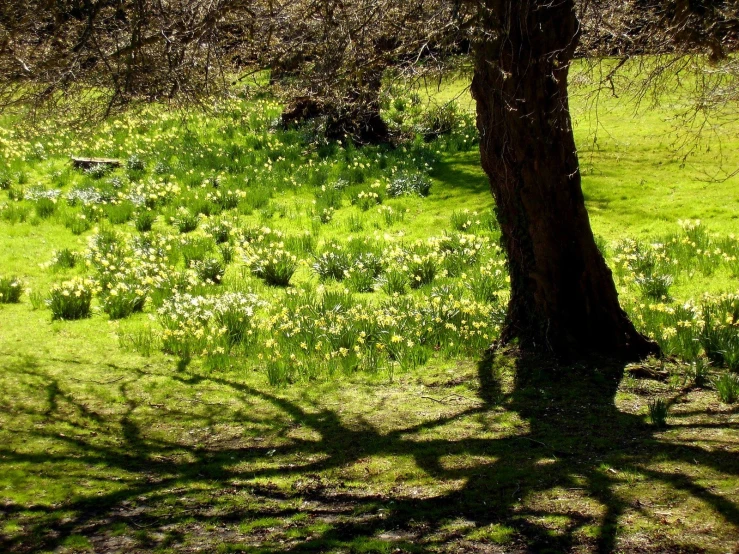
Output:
[
  {"left": 48, "top": 278, "right": 95, "bottom": 320},
  {"left": 134, "top": 210, "right": 156, "bottom": 232},
  {"left": 245, "top": 246, "right": 298, "bottom": 287},
  {"left": 0, "top": 276, "right": 23, "bottom": 303},
  {"left": 648, "top": 398, "right": 669, "bottom": 428},
  {"left": 51, "top": 248, "right": 78, "bottom": 270},
  {"left": 171, "top": 207, "right": 198, "bottom": 233},
  {"left": 386, "top": 173, "right": 431, "bottom": 198},
  {"left": 714, "top": 373, "right": 739, "bottom": 404}
]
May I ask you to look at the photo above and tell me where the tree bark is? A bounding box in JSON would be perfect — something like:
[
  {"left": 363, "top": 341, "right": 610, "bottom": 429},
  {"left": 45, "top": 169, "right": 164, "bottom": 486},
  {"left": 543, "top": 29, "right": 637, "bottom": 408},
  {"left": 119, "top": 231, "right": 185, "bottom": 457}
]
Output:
[{"left": 470, "top": 0, "right": 659, "bottom": 360}]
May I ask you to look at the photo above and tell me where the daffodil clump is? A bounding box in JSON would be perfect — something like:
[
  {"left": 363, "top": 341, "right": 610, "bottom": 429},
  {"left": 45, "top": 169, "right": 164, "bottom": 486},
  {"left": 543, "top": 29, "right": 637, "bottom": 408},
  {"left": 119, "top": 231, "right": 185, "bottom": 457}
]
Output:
[
  {"left": 243, "top": 245, "right": 298, "bottom": 287},
  {"left": 355, "top": 190, "right": 382, "bottom": 210},
  {"left": 0, "top": 276, "right": 23, "bottom": 303},
  {"left": 48, "top": 278, "right": 97, "bottom": 320},
  {"left": 130, "top": 178, "right": 182, "bottom": 209},
  {"left": 255, "top": 286, "right": 501, "bottom": 385},
  {"left": 156, "top": 292, "right": 265, "bottom": 361},
  {"left": 614, "top": 221, "right": 739, "bottom": 299},
  {"left": 625, "top": 294, "right": 739, "bottom": 370}
]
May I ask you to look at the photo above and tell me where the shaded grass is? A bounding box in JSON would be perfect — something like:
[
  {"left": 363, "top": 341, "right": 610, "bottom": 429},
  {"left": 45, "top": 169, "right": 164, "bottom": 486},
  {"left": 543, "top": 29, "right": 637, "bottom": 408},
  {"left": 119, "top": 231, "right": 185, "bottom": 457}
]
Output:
[{"left": 1, "top": 334, "right": 738, "bottom": 552}]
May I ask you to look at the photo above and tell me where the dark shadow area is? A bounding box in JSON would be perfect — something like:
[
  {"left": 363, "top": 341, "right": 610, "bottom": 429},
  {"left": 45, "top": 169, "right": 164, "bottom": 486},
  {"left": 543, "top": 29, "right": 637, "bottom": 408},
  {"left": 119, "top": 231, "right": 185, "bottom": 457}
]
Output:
[
  {"left": 1, "top": 350, "right": 738, "bottom": 553},
  {"left": 430, "top": 151, "right": 491, "bottom": 194}
]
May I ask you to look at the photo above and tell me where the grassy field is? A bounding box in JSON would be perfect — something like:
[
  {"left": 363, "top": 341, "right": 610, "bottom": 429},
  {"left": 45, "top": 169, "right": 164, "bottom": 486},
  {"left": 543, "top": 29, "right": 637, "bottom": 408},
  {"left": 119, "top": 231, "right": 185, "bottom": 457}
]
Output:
[{"left": 1, "top": 66, "right": 739, "bottom": 553}]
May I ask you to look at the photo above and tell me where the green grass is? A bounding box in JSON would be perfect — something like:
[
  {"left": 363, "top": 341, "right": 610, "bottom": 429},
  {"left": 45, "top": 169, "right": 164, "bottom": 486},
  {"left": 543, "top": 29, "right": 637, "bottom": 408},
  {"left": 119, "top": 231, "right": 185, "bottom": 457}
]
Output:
[{"left": 1, "top": 63, "right": 738, "bottom": 552}]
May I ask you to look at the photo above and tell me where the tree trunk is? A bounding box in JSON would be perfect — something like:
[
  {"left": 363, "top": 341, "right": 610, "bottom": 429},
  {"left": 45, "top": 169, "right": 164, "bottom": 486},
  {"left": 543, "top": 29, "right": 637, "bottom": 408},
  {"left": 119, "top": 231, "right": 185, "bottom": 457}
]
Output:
[{"left": 470, "top": 0, "right": 658, "bottom": 360}]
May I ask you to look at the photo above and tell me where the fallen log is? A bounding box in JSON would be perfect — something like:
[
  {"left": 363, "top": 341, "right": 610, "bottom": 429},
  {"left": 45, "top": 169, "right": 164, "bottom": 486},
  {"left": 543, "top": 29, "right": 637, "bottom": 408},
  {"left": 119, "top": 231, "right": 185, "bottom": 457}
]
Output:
[
  {"left": 625, "top": 363, "right": 669, "bottom": 381},
  {"left": 71, "top": 156, "right": 122, "bottom": 169}
]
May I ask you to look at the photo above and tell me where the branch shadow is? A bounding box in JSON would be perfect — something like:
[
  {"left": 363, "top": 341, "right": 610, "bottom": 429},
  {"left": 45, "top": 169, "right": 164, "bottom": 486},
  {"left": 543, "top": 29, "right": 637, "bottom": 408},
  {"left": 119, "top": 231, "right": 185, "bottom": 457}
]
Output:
[{"left": 0, "top": 350, "right": 737, "bottom": 553}]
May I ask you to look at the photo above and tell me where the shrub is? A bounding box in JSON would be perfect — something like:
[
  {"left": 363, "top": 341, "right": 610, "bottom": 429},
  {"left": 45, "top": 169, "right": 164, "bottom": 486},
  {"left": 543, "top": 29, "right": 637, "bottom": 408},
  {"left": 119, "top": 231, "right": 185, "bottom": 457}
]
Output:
[
  {"left": 48, "top": 278, "right": 95, "bottom": 320},
  {"left": 392, "top": 97, "right": 407, "bottom": 112},
  {"left": 0, "top": 276, "right": 23, "bottom": 303},
  {"left": 419, "top": 101, "right": 462, "bottom": 138}
]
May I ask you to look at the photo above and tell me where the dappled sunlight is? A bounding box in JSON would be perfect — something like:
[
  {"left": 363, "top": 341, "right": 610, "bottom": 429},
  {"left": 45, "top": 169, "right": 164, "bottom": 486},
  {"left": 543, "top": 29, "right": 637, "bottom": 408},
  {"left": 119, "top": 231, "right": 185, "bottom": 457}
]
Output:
[{"left": 1, "top": 348, "right": 737, "bottom": 552}]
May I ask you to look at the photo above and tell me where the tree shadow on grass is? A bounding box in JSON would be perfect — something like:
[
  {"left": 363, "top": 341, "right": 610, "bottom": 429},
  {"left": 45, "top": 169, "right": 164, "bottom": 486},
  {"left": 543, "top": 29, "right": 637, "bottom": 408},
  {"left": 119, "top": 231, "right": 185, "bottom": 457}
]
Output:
[
  {"left": 430, "top": 151, "right": 491, "bottom": 195},
  {"left": 0, "top": 350, "right": 738, "bottom": 553}
]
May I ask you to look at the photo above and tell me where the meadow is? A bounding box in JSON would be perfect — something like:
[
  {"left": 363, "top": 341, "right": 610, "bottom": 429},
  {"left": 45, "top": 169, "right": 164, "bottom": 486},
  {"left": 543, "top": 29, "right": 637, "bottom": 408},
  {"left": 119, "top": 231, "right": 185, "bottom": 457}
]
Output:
[{"left": 1, "top": 67, "right": 738, "bottom": 553}]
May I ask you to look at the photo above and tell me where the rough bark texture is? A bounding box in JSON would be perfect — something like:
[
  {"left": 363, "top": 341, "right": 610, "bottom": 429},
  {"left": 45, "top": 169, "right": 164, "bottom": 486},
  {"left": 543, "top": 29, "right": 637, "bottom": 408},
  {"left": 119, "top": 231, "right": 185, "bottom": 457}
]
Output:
[{"left": 470, "top": 0, "right": 659, "bottom": 360}]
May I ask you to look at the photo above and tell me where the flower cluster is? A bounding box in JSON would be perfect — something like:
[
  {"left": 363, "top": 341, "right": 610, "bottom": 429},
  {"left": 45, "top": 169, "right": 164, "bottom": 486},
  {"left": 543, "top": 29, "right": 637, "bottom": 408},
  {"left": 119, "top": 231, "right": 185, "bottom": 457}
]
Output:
[{"left": 47, "top": 278, "right": 97, "bottom": 320}]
